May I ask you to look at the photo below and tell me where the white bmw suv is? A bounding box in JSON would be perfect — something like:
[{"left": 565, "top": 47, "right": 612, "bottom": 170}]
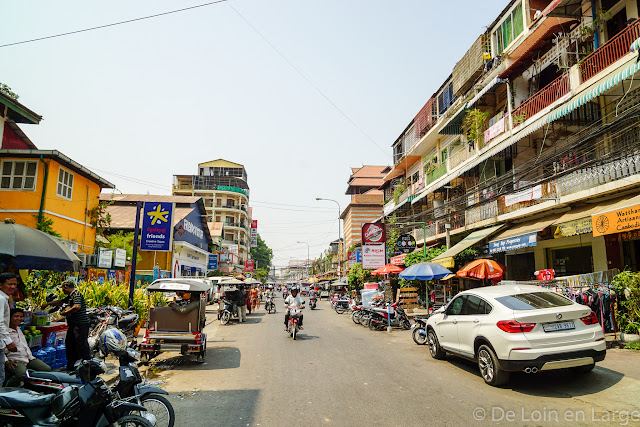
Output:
[{"left": 426, "top": 284, "right": 606, "bottom": 386}]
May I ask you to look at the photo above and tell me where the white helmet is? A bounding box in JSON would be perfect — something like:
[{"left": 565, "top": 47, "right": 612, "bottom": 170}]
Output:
[{"left": 99, "top": 328, "right": 127, "bottom": 355}]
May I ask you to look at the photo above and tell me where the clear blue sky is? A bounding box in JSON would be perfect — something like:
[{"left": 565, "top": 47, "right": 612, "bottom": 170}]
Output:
[{"left": 1, "top": 0, "right": 508, "bottom": 270}]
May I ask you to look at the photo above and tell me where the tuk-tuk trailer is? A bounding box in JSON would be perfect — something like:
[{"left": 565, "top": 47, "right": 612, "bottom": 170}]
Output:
[{"left": 139, "top": 279, "right": 208, "bottom": 363}]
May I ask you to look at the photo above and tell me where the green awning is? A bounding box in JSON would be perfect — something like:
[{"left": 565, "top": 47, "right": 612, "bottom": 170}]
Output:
[
  {"left": 439, "top": 103, "right": 468, "bottom": 135},
  {"left": 432, "top": 225, "right": 505, "bottom": 261},
  {"left": 546, "top": 58, "right": 640, "bottom": 123}
]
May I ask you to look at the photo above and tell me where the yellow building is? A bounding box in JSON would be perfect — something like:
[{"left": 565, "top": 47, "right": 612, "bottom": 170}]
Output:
[{"left": 0, "top": 92, "right": 114, "bottom": 254}]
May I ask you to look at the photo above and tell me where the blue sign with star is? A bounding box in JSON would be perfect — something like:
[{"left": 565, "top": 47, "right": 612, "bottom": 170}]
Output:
[{"left": 140, "top": 202, "right": 174, "bottom": 252}]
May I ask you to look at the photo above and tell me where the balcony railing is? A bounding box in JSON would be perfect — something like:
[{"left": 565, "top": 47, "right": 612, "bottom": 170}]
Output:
[
  {"left": 556, "top": 151, "right": 640, "bottom": 197},
  {"left": 449, "top": 145, "right": 475, "bottom": 171},
  {"left": 580, "top": 18, "right": 640, "bottom": 83},
  {"left": 425, "top": 163, "right": 447, "bottom": 185},
  {"left": 465, "top": 200, "right": 498, "bottom": 227},
  {"left": 497, "top": 181, "right": 558, "bottom": 215},
  {"left": 512, "top": 72, "right": 570, "bottom": 126}
]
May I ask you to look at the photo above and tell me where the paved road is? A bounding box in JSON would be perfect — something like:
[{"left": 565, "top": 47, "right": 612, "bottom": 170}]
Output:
[{"left": 151, "top": 298, "right": 640, "bottom": 426}]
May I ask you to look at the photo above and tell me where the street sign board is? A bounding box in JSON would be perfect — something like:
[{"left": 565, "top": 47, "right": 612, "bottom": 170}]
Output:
[
  {"left": 348, "top": 251, "right": 362, "bottom": 267},
  {"left": 362, "top": 223, "right": 386, "bottom": 245},
  {"left": 397, "top": 234, "right": 416, "bottom": 254},
  {"left": 362, "top": 244, "right": 386, "bottom": 269},
  {"left": 113, "top": 248, "right": 127, "bottom": 267},
  {"left": 208, "top": 254, "right": 219, "bottom": 270},
  {"left": 140, "top": 202, "right": 174, "bottom": 251},
  {"left": 250, "top": 220, "right": 258, "bottom": 247},
  {"left": 245, "top": 259, "right": 254, "bottom": 272}
]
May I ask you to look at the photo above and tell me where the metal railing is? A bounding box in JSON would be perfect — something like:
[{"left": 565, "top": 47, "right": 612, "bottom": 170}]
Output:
[
  {"left": 425, "top": 163, "right": 447, "bottom": 185},
  {"left": 512, "top": 72, "right": 570, "bottom": 126},
  {"left": 580, "top": 18, "right": 640, "bottom": 83},
  {"left": 465, "top": 200, "right": 498, "bottom": 226},
  {"left": 449, "top": 145, "right": 475, "bottom": 171},
  {"left": 497, "top": 181, "right": 558, "bottom": 215}
]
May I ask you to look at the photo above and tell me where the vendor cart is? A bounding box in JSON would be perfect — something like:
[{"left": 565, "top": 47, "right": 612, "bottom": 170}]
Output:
[{"left": 139, "top": 278, "right": 208, "bottom": 363}]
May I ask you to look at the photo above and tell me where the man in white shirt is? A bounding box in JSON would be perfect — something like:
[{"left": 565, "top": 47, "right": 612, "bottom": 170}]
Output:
[
  {"left": 0, "top": 273, "right": 19, "bottom": 386},
  {"left": 5, "top": 308, "right": 51, "bottom": 386},
  {"left": 283, "top": 286, "right": 305, "bottom": 330}
]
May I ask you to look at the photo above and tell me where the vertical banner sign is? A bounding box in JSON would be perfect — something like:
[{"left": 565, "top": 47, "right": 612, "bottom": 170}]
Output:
[
  {"left": 244, "top": 259, "right": 255, "bottom": 272},
  {"left": 250, "top": 220, "right": 258, "bottom": 247},
  {"left": 140, "top": 202, "right": 175, "bottom": 251},
  {"left": 361, "top": 223, "right": 386, "bottom": 270},
  {"left": 208, "top": 254, "right": 219, "bottom": 270}
]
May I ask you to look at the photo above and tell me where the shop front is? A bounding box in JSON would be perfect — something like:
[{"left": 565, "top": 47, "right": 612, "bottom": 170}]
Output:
[
  {"left": 172, "top": 241, "right": 209, "bottom": 278},
  {"left": 592, "top": 193, "right": 640, "bottom": 271}
]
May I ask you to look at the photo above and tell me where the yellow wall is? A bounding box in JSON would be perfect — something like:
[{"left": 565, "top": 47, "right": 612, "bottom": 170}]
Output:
[
  {"left": 138, "top": 251, "right": 172, "bottom": 272},
  {"left": 0, "top": 156, "right": 103, "bottom": 254}
]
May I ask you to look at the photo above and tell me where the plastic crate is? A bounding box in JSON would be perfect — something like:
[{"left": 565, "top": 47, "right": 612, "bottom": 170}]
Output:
[{"left": 27, "top": 334, "right": 42, "bottom": 348}]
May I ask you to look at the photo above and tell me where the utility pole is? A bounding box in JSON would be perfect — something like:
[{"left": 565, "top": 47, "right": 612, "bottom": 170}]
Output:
[{"left": 316, "top": 198, "right": 342, "bottom": 284}]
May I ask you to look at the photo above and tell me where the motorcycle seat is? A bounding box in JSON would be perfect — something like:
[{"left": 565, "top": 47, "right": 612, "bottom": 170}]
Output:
[
  {"left": 27, "top": 370, "right": 81, "bottom": 384},
  {"left": 0, "top": 387, "right": 56, "bottom": 408},
  {"left": 119, "top": 313, "right": 139, "bottom": 327}
]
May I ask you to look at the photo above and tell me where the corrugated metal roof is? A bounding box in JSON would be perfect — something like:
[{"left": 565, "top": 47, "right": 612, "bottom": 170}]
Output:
[{"left": 100, "top": 193, "right": 202, "bottom": 204}]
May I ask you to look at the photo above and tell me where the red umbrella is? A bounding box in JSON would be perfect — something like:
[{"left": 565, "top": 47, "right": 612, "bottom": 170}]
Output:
[
  {"left": 457, "top": 259, "right": 505, "bottom": 280},
  {"left": 371, "top": 263, "right": 404, "bottom": 276}
]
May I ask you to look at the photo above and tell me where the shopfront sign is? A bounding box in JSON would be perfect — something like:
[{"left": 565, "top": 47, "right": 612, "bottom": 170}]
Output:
[
  {"left": 113, "top": 248, "right": 127, "bottom": 268},
  {"left": 390, "top": 253, "right": 406, "bottom": 266},
  {"left": 244, "top": 259, "right": 254, "bottom": 272},
  {"left": 141, "top": 202, "right": 174, "bottom": 251},
  {"left": 208, "top": 254, "right": 219, "bottom": 270},
  {"left": 362, "top": 223, "right": 386, "bottom": 245},
  {"left": 488, "top": 232, "right": 537, "bottom": 254},
  {"left": 362, "top": 245, "right": 386, "bottom": 269},
  {"left": 592, "top": 204, "right": 640, "bottom": 236},
  {"left": 97, "top": 249, "right": 113, "bottom": 269},
  {"left": 554, "top": 217, "right": 592, "bottom": 238},
  {"left": 250, "top": 220, "right": 258, "bottom": 248},
  {"left": 397, "top": 234, "right": 416, "bottom": 254},
  {"left": 217, "top": 185, "right": 247, "bottom": 195},
  {"left": 348, "top": 251, "right": 362, "bottom": 267}
]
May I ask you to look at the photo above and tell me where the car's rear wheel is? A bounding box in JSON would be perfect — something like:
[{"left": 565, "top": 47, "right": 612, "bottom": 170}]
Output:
[
  {"left": 571, "top": 363, "right": 595, "bottom": 374},
  {"left": 427, "top": 329, "right": 446, "bottom": 360},
  {"left": 477, "top": 345, "right": 509, "bottom": 387}
]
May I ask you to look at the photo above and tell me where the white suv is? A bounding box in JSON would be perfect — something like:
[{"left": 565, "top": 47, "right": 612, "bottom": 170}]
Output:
[{"left": 426, "top": 284, "right": 606, "bottom": 386}]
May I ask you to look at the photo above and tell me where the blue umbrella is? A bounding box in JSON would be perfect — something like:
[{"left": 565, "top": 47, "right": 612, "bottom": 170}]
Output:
[{"left": 399, "top": 262, "right": 452, "bottom": 280}]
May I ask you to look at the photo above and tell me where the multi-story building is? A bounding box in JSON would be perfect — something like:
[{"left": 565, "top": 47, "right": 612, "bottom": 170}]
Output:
[
  {"left": 341, "top": 165, "right": 390, "bottom": 252},
  {"left": 381, "top": 0, "right": 640, "bottom": 280},
  {"left": 173, "top": 159, "right": 251, "bottom": 270}
]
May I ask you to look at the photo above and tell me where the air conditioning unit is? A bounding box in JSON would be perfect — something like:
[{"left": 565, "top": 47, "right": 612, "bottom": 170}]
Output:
[{"left": 77, "top": 254, "right": 97, "bottom": 267}]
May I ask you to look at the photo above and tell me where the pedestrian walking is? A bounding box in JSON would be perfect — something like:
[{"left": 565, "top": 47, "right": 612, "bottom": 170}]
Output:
[
  {"left": 237, "top": 285, "right": 247, "bottom": 322},
  {"left": 0, "top": 273, "right": 19, "bottom": 385},
  {"left": 43, "top": 280, "right": 90, "bottom": 370}
]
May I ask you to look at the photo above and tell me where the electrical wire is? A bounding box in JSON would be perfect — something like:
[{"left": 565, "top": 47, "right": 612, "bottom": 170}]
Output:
[{"left": 0, "top": 1, "right": 227, "bottom": 48}]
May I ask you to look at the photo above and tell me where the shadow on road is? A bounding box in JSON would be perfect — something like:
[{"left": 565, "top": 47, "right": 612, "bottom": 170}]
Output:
[
  {"left": 446, "top": 358, "right": 623, "bottom": 397},
  {"left": 296, "top": 334, "right": 320, "bottom": 340},
  {"left": 169, "top": 388, "right": 259, "bottom": 427},
  {"left": 204, "top": 346, "right": 242, "bottom": 369}
]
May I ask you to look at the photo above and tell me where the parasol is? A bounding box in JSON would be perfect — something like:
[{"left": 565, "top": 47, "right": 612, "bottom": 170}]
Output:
[
  {"left": 399, "top": 261, "right": 452, "bottom": 280},
  {"left": 371, "top": 263, "right": 404, "bottom": 276},
  {"left": 456, "top": 259, "right": 505, "bottom": 280}
]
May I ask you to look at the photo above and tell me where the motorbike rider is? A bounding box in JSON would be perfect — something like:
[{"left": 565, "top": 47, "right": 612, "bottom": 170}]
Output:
[
  {"left": 283, "top": 286, "right": 304, "bottom": 330},
  {"left": 309, "top": 288, "right": 318, "bottom": 300}
]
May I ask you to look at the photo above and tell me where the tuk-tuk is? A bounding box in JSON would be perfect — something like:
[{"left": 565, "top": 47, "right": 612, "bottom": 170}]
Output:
[{"left": 139, "top": 278, "right": 208, "bottom": 363}]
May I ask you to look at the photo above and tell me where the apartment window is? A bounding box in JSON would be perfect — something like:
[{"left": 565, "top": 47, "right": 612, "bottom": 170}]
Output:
[
  {"left": 57, "top": 167, "right": 74, "bottom": 200},
  {"left": 1, "top": 160, "right": 37, "bottom": 190},
  {"left": 493, "top": 1, "right": 524, "bottom": 55}
]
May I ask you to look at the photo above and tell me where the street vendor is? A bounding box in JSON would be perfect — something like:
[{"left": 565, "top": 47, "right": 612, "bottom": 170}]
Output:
[
  {"left": 5, "top": 308, "right": 51, "bottom": 386},
  {"left": 42, "top": 280, "right": 90, "bottom": 371}
]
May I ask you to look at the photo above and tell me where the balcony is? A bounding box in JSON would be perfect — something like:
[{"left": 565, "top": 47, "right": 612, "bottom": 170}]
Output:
[
  {"left": 449, "top": 145, "right": 475, "bottom": 171},
  {"left": 580, "top": 18, "right": 640, "bottom": 83},
  {"left": 497, "top": 181, "right": 558, "bottom": 215},
  {"left": 465, "top": 200, "right": 498, "bottom": 227},
  {"left": 425, "top": 163, "right": 447, "bottom": 186},
  {"left": 512, "top": 72, "right": 570, "bottom": 126}
]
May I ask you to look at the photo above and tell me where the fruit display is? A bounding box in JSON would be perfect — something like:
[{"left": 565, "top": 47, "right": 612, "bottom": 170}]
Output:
[{"left": 23, "top": 326, "right": 41, "bottom": 338}]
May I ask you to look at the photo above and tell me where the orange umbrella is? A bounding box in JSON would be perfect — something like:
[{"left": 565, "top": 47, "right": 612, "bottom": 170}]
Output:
[
  {"left": 371, "top": 263, "right": 404, "bottom": 276},
  {"left": 457, "top": 259, "right": 505, "bottom": 280}
]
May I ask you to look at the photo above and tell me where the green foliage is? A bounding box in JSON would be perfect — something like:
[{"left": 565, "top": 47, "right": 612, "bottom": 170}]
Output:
[
  {"left": 207, "top": 270, "right": 224, "bottom": 277},
  {"left": 253, "top": 268, "right": 269, "bottom": 280},
  {"left": 392, "top": 180, "right": 408, "bottom": 204},
  {"left": 0, "top": 82, "right": 19, "bottom": 100},
  {"left": 386, "top": 215, "right": 400, "bottom": 254},
  {"left": 347, "top": 263, "right": 373, "bottom": 291},
  {"left": 88, "top": 201, "right": 112, "bottom": 243},
  {"left": 404, "top": 246, "right": 447, "bottom": 266},
  {"left": 250, "top": 234, "right": 273, "bottom": 270},
  {"left": 24, "top": 271, "right": 65, "bottom": 308},
  {"left": 32, "top": 214, "right": 61, "bottom": 238},
  {"left": 464, "top": 109, "right": 491, "bottom": 145},
  {"left": 625, "top": 342, "right": 640, "bottom": 350},
  {"left": 612, "top": 271, "right": 640, "bottom": 334},
  {"left": 101, "top": 231, "right": 141, "bottom": 262},
  {"left": 456, "top": 247, "right": 479, "bottom": 265}
]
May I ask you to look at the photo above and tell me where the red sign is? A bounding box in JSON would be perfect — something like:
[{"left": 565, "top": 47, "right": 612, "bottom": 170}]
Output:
[
  {"left": 391, "top": 253, "right": 407, "bottom": 265},
  {"left": 244, "top": 259, "right": 255, "bottom": 272},
  {"left": 251, "top": 220, "right": 258, "bottom": 228},
  {"left": 362, "top": 223, "right": 386, "bottom": 245}
]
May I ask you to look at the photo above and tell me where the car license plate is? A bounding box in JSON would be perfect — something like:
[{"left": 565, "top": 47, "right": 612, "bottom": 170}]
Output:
[{"left": 542, "top": 321, "right": 575, "bottom": 332}]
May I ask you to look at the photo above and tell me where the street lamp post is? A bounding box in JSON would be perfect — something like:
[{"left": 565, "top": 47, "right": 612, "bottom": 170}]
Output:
[
  {"left": 315, "top": 197, "right": 342, "bottom": 285},
  {"left": 297, "top": 241, "right": 310, "bottom": 280}
]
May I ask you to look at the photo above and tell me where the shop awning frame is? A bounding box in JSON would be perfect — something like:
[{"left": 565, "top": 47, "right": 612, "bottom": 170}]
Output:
[
  {"left": 432, "top": 224, "right": 505, "bottom": 261},
  {"left": 467, "top": 78, "right": 505, "bottom": 108}
]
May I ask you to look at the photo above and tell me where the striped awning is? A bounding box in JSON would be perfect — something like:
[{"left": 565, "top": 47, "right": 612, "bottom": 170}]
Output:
[
  {"left": 547, "top": 58, "right": 640, "bottom": 123},
  {"left": 467, "top": 77, "right": 505, "bottom": 108},
  {"left": 631, "top": 37, "right": 640, "bottom": 52}
]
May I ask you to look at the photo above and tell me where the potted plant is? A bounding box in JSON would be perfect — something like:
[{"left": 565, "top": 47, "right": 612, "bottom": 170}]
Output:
[{"left": 612, "top": 271, "right": 640, "bottom": 343}]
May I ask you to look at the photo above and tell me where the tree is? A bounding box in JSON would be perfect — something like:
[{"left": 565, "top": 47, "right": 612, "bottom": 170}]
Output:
[
  {"left": 0, "top": 82, "right": 19, "bottom": 100},
  {"left": 347, "top": 263, "right": 373, "bottom": 291},
  {"left": 32, "top": 214, "right": 61, "bottom": 238},
  {"left": 250, "top": 234, "right": 273, "bottom": 270},
  {"left": 386, "top": 214, "right": 400, "bottom": 254},
  {"left": 89, "top": 201, "right": 112, "bottom": 244},
  {"left": 101, "top": 231, "right": 141, "bottom": 262}
]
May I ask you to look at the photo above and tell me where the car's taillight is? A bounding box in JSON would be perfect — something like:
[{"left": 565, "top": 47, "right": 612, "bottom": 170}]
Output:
[
  {"left": 497, "top": 320, "right": 536, "bottom": 333},
  {"left": 580, "top": 312, "right": 599, "bottom": 325}
]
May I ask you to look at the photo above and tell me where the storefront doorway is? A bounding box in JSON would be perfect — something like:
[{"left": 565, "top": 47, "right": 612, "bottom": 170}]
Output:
[
  {"left": 506, "top": 252, "right": 535, "bottom": 280},
  {"left": 551, "top": 245, "right": 593, "bottom": 276}
]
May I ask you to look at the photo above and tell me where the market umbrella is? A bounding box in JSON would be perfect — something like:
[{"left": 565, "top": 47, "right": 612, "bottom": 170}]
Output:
[
  {"left": 399, "top": 262, "right": 452, "bottom": 280},
  {"left": 457, "top": 259, "right": 505, "bottom": 280},
  {"left": 371, "top": 263, "right": 404, "bottom": 276},
  {"left": 0, "top": 221, "right": 80, "bottom": 271}
]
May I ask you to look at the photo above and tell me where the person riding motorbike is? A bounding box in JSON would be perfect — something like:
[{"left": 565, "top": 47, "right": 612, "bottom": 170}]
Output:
[
  {"left": 309, "top": 288, "right": 318, "bottom": 299},
  {"left": 284, "top": 286, "right": 304, "bottom": 330}
]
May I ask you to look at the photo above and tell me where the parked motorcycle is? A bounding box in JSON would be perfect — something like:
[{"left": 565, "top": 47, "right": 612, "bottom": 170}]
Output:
[
  {"left": 368, "top": 302, "right": 411, "bottom": 331},
  {"left": 86, "top": 306, "right": 139, "bottom": 355},
  {"left": 0, "top": 359, "right": 151, "bottom": 426},
  {"left": 285, "top": 306, "right": 303, "bottom": 340},
  {"left": 25, "top": 347, "right": 174, "bottom": 427},
  {"left": 411, "top": 316, "right": 429, "bottom": 345},
  {"left": 218, "top": 298, "right": 237, "bottom": 325},
  {"left": 265, "top": 296, "right": 276, "bottom": 314}
]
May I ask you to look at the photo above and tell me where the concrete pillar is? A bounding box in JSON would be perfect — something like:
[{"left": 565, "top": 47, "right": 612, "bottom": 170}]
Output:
[{"left": 592, "top": 235, "right": 609, "bottom": 272}]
